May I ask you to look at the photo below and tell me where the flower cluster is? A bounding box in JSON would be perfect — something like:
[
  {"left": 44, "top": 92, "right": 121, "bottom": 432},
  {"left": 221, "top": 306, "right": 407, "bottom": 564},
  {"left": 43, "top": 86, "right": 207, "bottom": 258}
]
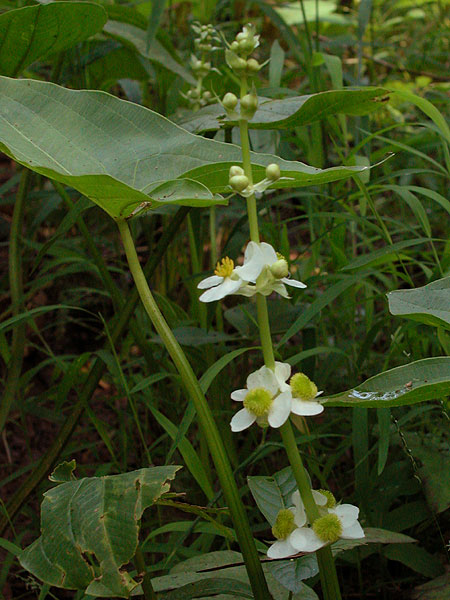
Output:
[
  {"left": 198, "top": 240, "right": 306, "bottom": 303},
  {"left": 268, "top": 489, "right": 364, "bottom": 559},
  {"left": 230, "top": 362, "right": 323, "bottom": 432},
  {"left": 183, "top": 23, "right": 220, "bottom": 110}
]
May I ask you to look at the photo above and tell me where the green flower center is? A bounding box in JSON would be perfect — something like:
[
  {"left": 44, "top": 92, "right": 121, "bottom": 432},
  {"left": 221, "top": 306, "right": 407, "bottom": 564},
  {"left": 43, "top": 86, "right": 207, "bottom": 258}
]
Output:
[
  {"left": 317, "top": 489, "right": 336, "bottom": 509},
  {"left": 312, "top": 514, "right": 342, "bottom": 543},
  {"left": 243, "top": 388, "right": 273, "bottom": 417},
  {"left": 272, "top": 509, "right": 296, "bottom": 540},
  {"left": 290, "top": 373, "right": 318, "bottom": 401}
]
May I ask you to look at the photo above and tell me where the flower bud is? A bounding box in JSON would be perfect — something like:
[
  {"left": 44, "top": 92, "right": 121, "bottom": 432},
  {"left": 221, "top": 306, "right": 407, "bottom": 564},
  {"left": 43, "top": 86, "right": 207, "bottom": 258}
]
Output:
[
  {"left": 222, "top": 92, "right": 238, "bottom": 111},
  {"left": 226, "top": 49, "right": 247, "bottom": 72},
  {"left": 270, "top": 258, "right": 289, "bottom": 279},
  {"left": 202, "top": 91, "right": 212, "bottom": 101},
  {"left": 240, "top": 92, "right": 258, "bottom": 119},
  {"left": 238, "top": 37, "right": 256, "bottom": 55},
  {"left": 246, "top": 58, "right": 261, "bottom": 73},
  {"left": 229, "top": 175, "right": 250, "bottom": 193},
  {"left": 265, "top": 163, "right": 281, "bottom": 181},
  {"left": 229, "top": 165, "right": 244, "bottom": 178}
]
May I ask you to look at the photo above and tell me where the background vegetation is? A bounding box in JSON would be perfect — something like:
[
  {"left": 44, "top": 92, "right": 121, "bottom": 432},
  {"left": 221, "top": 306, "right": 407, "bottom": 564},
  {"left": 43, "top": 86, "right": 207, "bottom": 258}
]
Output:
[{"left": 0, "top": 0, "right": 449, "bottom": 598}]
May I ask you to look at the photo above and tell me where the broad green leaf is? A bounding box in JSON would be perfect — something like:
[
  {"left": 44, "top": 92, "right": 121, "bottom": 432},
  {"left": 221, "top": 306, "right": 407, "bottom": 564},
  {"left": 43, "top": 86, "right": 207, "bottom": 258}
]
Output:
[
  {"left": 268, "top": 555, "right": 319, "bottom": 594},
  {"left": 162, "top": 577, "right": 254, "bottom": 599},
  {"left": 324, "top": 357, "right": 450, "bottom": 407},
  {"left": 178, "top": 88, "right": 389, "bottom": 134},
  {"left": 20, "top": 466, "right": 180, "bottom": 597},
  {"left": 388, "top": 276, "right": 450, "bottom": 331},
  {"left": 154, "top": 550, "right": 311, "bottom": 599},
  {"left": 0, "top": 3, "right": 107, "bottom": 77},
  {"left": 412, "top": 571, "right": 450, "bottom": 600},
  {"left": 0, "top": 77, "right": 371, "bottom": 219},
  {"left": 247, "top": 467, "right": 297, "bottom": 525},
  {"left": 103, "top": 20, "right": 195, "bottom": 84},
  {"left": 276, "top": 1, "right": 356, "bottom": 26},
  {"left": 383, "top": 544, "right": 444, "bottom": 578}
]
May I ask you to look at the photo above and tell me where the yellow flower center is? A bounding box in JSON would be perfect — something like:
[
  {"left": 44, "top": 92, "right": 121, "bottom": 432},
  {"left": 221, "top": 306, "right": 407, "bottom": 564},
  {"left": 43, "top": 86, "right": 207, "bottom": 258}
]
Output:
[
  {"left": 243, "top": 388, "right": 273, "bottom": 417},
  {"left": 272, "top": 509, "right": 296, "bottom": 540},
  {"left": 214, "top": 257, "right": 234, "bottom": 278},
  {"left": 290, "top": 373, "right": 318, "bottom": 401},
  {"left": 312, "top": 514, "right": 342, "bottom": 543}
]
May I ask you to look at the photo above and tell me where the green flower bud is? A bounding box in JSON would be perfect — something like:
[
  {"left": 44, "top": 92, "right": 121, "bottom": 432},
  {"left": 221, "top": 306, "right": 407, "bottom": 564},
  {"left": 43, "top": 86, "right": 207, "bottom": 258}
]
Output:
[
  {"left": 230, "top": 40, "right": 240, "bottom": 52},
  {"left": 290, "top": 373, "right": 318, "bottom": 401},
  {"left": 243, "top": 387, "right": 273, "bottom": 417},
  {"left": 240, "top": 92, "right": 258, "bottom": 119},
  {"left": 229, "top": 165, "right": 244, "bottom": 178},
  {"left": 222, "top": 92, "right": 238, "bottom": 111},
  {"left": 270, "top": 258, "right": 289, "bottom": 279},
  {"left": 226, "top": 49, "right": 247, "bottom": 72},
  {"left": 265, "top": 163, "right": 281, "bottom": 181},
  {"left": 312, "top": 514, "right": 342, "bottom": 543},
  {"left": 238, "top": 37, "right": 256, "bottom": 55},
  {"left": 202, "top": 91, "right": 212, "bottom": 101},
  {"left": 272, "top": 509, "right": 296, "bottom": 540},
  {"left": 247, "top": 58, "right": 261, "bottom": 73},
  {"left": 229, "top": 175, "right": 250, "bottom": 193}
]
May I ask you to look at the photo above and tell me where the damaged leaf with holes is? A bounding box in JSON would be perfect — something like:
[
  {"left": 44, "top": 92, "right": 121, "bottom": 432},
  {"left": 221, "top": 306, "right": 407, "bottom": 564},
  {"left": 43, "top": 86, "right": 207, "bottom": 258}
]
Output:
[{"left": 19, "top": 465, "right": 180, "bottom": 598}]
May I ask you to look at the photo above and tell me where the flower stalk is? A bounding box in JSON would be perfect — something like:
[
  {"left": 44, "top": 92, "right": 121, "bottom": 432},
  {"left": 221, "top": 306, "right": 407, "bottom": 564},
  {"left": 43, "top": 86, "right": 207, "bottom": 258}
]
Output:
[
  {"left": 235, "top": 46, "right": 343, "bottom": 599},
  {"left": 116, "top": 217, "right": 272, "bottom": 600}
]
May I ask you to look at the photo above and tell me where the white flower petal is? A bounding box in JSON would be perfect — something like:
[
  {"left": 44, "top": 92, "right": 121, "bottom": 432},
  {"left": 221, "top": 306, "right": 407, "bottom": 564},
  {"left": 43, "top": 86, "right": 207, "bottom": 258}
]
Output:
[
  {"left": 267, "top": 538, "right": 298, "bottom": 559},
  {"left": 312, "top": 490, "right": 328, "bottom": 506},
  {"left": 291, "top": 398, "right": 324, "bottom": 416},
  {"left": 234, "top": 242, "right": 265, "bottom": 282},
  {"left": 220, "top": 277, "right": 245, "bottom": 296},
  {"left": 197, "top": 275, "right": 223, "bottom": 289},
  {"left": 230, "top": 389, "right": 247, "bottom": 402},
  {"left": 293, "top": 504, "right": 307, "bottom": 528},
  {"left": 259, "top": 242, "right": 278, "bottom": 264},
  {"left": 342, "top": 521, "right": 365, "bottom": 539},
  {"left": 281, "top": 277, "right": 307, "bottom": 289},
  {"left": 268, "top": 391, "right": 291, "bottom": 428},
  {"left": 290, "top": 527, "right": 325, "bottom": 553},
  {"left": 331, "top": 504, "right": 359, "bottom": 529},
  {"left": 230, "top": 408, "right": 256, "bottom": 432},
  {"left": 247, "top": 366, "right": 278, "bottom": 395},
  {"left": 274, "top": 361, "right": 291, "bottom": 387}
]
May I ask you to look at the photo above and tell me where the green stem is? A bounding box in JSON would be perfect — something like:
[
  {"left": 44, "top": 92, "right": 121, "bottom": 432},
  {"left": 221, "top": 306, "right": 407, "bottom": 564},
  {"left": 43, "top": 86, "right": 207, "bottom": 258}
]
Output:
[
  {"left": 116, "top": 218, "right": 272, "bottom": 600},
  {"left": 238, "top": 76, "right": 342, "bottom": 600},
  {"left": 134, "top": 546, "right": 157, "bottom": 600},
  {"left": 0, "top": 169, "right": 31, "bottom": 435}
]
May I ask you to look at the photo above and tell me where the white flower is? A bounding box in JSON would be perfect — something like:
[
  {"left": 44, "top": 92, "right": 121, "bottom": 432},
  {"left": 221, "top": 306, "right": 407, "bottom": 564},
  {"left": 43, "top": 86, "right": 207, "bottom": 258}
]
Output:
[
  {"left": 289, "top": 503, "right": 364, "bottom": 554},
  {"left": 289, "top": 373, "right": 324, "bottom": 417},
  {"left": 234, "top": 242, "right": 306, "bottom": 298},
  {"left": 267, "top": 507, "right": 305, "bottom": 559},
  {"left": 230, "top": 363, "right": 292, "bottom": 431},
  {"left": 198, "top": 257, "right": 246, "bottom": 302}
]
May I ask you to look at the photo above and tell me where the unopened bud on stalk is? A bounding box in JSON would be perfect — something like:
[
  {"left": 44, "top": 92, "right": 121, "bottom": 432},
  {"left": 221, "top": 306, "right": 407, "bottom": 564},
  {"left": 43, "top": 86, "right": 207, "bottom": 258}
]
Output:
[
  {"left": 229, "top": 165, "right": 244, "bottom": 178},
  {"left": 246, "top": 58, "right": 261, "bottom": 73},
  {"left": 265, "top": 163, "right": 281, "bottom": 181},
  {"left": 223, "top": 92, "right": 238, "bottom": 111},
  {"left": 229, "top": 175, "right": 250, "bottom": 193},
  {"left": 270, "top": 257, "right": 289, "bottom": 279},
  {"left": 240, "top": 92, "right": 258, "bottom": 119},
  {"left": 226, "top": 50, "right": 247, "bottom": 73},
  {"left": 202, "top": 91, "right": 212, "bottom": 101}
]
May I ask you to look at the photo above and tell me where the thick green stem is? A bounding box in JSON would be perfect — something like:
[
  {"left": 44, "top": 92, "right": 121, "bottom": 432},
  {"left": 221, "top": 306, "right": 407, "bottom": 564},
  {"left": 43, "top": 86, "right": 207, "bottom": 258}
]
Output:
[{"left": 116, "top": 218, "right": 272, "bottom": 600}]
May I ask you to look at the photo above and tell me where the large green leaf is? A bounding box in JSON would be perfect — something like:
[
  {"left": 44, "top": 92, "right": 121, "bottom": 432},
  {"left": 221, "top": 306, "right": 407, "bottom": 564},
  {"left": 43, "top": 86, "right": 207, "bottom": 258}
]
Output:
[
  {"left": 20, "top": 466, "right": 180, "bottom": 598},
  {"left": 0, "top": 3, "right": 107, "bottom": 77},
  {"left": 247, "top": 467, "right": 297, "bottom": 526},
  {"left": 324, "top": 357, "right": 450, "bottom": 407},
  {"left": 0, "top": 77, "right": 371, "bottom": 218},
  {"left": 388, "top": 276, "right": 450, "bottom": 331},
  {"left": 103, "top": 20, "right": 196, "bottom": 84},
  {"left": 177, "top": 88, "right": 389, "bottom": 134}
]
